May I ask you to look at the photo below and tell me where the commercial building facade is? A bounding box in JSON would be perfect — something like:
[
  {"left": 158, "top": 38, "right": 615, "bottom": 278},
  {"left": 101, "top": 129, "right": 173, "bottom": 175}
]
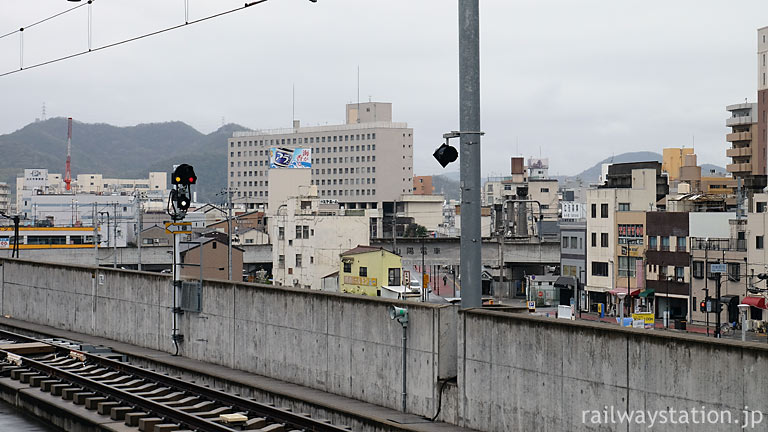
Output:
[{"left": 228, "top": 102, "right": 414, "bottom": 211}]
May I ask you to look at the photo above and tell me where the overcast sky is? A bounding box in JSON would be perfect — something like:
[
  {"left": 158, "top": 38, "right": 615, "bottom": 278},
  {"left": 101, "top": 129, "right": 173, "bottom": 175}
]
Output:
[{"left": 1, "top": 1, "right": 767, "bottom": 177}]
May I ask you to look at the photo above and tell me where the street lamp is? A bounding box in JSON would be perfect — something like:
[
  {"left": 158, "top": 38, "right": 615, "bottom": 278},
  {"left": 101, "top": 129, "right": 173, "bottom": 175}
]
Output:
[{"left": 617, "top": 292, "right": 627, "bottom": 326}]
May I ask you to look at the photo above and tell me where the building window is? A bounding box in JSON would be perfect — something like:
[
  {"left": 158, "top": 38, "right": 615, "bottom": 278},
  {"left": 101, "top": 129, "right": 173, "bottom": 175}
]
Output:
[
  {"left": 758, "top": 202, "right": 767, "bottom": 213},
  {"left": 728, "top": 263, "right": 740, "bottom": 281},
  {"left": 343, "top": 262, "right": 351, "bottom": 273},
  {"left": 591, "top": 204, "right": 596, "bottom": 218},
  {"left": 674, "top": 266, "right": 684, "bottom": 281},
  {"left": 591, "top": 261, "right": 609, "bottom": 277},
  {"left": 648, "top": 236, "right": 657, "bottom": 251},
  {"left": 562, "top": 236, "right": 569, "bottom": 248},
  {"left": 278, "top": 255, "right": 285, "bottom": 268},
  {"left": 600, "top": 233, "right": 608, "bottom": 247},
  {"left": 295, "top": 254, "right": 302, "bottom": 267},
  {"left": 388, "top": 268, "right": 401, "bottom": 286},
  {"left": 359, "top": 267, "right": 368, "bottom": 277},
  {"left": 295, "top": 225, "right": 301, "bottom": 239},
  {"left": 757, "top": 236, "right": 764, "bottom": 250},
  {"left": 540, "top": 188, "right": 549, "bottom": 193},
  {"left": 692, "top": 261, "right": 704, "bottom": 279},
  {"left": 278, "top": 226, "right": 285, "bottom": 240},
  {"left": 600, "top": 203, "right": 608, "bottom": 218},
  {"left": 618, "top": 256, "right": 638, "bottom": 277},
  {"left": 591, "top": 232, "right": 597, "bottom": 247},
  {"left": 660, "top": 236, "right": 670, "bottom": 251},
  {"left": 302, "top": 226, "right": 310, "bottom": 239},
  {"left": 676, "top": 236, "right": 686, "bottom": 252},
  {"left": 618, "top": 203, "right": 630, "bottom": 211}
]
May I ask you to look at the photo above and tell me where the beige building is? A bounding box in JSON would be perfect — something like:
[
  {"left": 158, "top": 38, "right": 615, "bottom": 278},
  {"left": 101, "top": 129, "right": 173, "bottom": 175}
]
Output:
[
  {"left": 662, "top": 148, "right": 694, "bottom": 182},
  {"left": 585, "top": 162, "right": 667, "bottom": 309},
  {"left": 228, "top": 102, "right": 414, "bottom": 211},
  {"left": 399, "top": 194, "right": 445, "bottom": 232}
]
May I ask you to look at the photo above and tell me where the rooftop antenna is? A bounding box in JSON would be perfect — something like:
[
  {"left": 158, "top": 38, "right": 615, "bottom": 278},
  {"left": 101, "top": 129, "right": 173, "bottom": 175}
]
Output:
[
  {"left": 41, "top": 102, "right": 46, "bottom": 121},
  {"left": 64, "top": 117, "right": 72, "bottom": 191},
  {"left": 292, "top": 83, "right": 295, "bottom": 123}
]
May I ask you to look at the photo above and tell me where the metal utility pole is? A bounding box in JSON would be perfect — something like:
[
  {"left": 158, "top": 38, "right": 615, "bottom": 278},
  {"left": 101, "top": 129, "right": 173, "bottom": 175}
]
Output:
[
  {"left": 392, "top": 200, "right": 397, "bottom": 254},
  {"left": 137, "top": 194, "right": 143, "bottom": 271},
  {"left": 93, "top": 203, "right": 98, "bottom": 267},
  {"left": 459, "top": 0, "right": 482, "bottom": 309},
  {"left": 113, "top": 202, "right": 118, "bottom": 269},
  {"left": 227, "top": 188, "right": 233, "bottom": 281}
]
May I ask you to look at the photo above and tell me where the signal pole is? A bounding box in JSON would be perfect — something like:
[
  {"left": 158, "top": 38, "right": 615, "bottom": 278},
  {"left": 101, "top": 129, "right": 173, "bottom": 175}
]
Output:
[
  {"left": 459, "top": 0, "right": 482, "bottom": 308},
  {"left": 167, "top": 164, "right": 197, "bottom": 356}
]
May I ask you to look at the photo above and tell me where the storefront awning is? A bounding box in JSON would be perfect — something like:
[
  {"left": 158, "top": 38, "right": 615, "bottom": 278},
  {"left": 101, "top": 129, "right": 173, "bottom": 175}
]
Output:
[
  {"left": 554, "top": 276, "right": 577, "bottom": 289},
  {"left": 639, "top": 289, "right": 655, "bottom": 298},
  {"left": 608, "top": 289, "right": 641, "bottom": 297},
  {"left": 742, "top": 296, "right": 768, "bottom": 310}
]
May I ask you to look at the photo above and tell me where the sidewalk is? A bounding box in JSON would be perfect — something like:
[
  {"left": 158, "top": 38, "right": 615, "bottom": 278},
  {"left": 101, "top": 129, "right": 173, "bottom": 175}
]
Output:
[{"left": 577, "top": 312, "right": 768, "bottom": 341}]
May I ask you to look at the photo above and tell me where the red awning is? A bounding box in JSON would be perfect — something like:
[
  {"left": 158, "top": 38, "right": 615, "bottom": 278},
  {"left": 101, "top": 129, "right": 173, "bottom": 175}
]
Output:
[
  {"left": 742, "top": 296, "right": 768, "bottom": 310},
  {"left": 608, "top": 289, "right": 641, "bottom": 297}
]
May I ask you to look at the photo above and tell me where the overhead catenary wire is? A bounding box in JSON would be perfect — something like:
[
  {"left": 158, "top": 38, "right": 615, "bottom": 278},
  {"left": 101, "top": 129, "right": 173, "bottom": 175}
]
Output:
[
  {"left": 0, "top": 0, "right": 268, "bottom": 78},
  {"left": 0, "top": 0, "right": 92, "bottom": 41}
]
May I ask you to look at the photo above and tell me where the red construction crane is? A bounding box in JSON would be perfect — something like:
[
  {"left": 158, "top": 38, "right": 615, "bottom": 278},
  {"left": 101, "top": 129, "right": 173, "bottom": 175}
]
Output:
[{"left": 65, "top": 117, "right": 72, "bottom": 191}]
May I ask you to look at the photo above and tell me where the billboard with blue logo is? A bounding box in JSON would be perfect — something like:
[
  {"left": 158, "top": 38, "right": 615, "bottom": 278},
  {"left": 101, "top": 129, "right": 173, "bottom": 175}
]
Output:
[{"left": 269, "top": 148, "right": 312, "bottom": 169}]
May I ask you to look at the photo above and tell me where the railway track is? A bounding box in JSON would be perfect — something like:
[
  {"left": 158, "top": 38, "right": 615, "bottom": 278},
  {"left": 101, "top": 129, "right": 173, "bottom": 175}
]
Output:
[{"left": 0, "top": 329, "right": 351, "bottom": 432}]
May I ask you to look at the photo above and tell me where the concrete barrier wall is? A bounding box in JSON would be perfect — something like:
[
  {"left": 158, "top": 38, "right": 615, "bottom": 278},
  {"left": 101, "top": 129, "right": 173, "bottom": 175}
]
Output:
[
  {"left": 0, "top": 258, "right": 455, "bottom": 418},
  {"left": 458, "top": 309, "right": 768, "bottom": 432}
]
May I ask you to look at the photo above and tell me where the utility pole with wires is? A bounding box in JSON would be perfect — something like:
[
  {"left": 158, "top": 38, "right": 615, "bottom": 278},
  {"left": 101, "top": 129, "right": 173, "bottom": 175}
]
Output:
[{"left": 218, "top": 187, "right": 238, "bottom": 281}]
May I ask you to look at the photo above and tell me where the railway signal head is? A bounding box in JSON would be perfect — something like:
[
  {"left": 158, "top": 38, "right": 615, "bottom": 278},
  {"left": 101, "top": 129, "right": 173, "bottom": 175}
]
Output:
[{"left": 172, "top": 164, "right": 197, "bottom": 185}]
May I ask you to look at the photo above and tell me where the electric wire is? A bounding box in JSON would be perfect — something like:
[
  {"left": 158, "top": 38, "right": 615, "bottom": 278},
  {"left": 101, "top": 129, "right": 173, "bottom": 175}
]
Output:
[
  {"left": 0, "top": 0, "right": 268, "bottom": 78},
  {"left": 0, "top": 1, "right": 91, "bottom": 41}
]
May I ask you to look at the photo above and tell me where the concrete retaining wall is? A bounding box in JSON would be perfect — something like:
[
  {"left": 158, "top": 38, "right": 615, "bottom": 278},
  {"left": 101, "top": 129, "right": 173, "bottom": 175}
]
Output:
[
  {"left": 458, "top": 309, "right": 768, "bottom": 432},
  {"left": 0, "top": 258, "right": 456, "bottom": 419}
]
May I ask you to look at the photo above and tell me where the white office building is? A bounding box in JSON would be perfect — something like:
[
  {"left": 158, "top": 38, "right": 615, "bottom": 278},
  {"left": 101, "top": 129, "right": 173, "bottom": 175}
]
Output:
[{"left": 228, "top": 102, "right": 414, "bottom": 211}]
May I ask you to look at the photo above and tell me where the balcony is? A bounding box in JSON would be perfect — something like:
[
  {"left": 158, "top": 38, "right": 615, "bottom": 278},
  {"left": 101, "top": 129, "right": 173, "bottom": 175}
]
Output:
[
  {"left": 690, "top": 238, "right": 747, "bottom": 252},
  {"left": 727, "top": 162, "right": 752, "bottom": 173},
  {"left": 726, "top": 132, "right": 752, "bottom": 142},
  {"left": 726, "top": 116, "right": 755, "bottom": 127},
  {"left": 726, "top": 147, "right": 752, "bottom": 158}
]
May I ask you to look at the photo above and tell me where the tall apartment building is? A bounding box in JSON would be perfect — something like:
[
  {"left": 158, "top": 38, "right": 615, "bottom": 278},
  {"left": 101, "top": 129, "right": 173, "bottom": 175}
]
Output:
[
  {"left": 0, "top": 182, "right": 9, "bottom": 214},
  {"left": 725, "top": 28, "right": 768, "bottom": 194},
  {"left": 725, "top": 103, "right": 761, "bottom": 178},
  {"left": 228, "top": 102, "right": 414, "bottom": 211}
]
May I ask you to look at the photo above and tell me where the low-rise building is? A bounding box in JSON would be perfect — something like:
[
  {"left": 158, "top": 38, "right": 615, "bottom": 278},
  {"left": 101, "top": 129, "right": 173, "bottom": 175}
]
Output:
[
  {"left": 180, "top": 237, "right": 243, "bottom": 281},
  {"left": 689, "top": 213, "right": 746, "bottom": 328},
  {"left": 644, "top": 212, "right": 690, "bottom": 321},
  {"left": 271, "top": 193, "right": 370, "bottom": 289},
  {"left": 412, "top": 176, "right": 435, "bottom": 195},
  {"left": 339, "top": 245, "right": 403, "bottom": 296}
]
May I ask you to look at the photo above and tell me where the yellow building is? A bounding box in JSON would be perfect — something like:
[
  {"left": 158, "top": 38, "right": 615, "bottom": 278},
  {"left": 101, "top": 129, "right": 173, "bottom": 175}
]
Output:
[
  {"left": 339, "top": 245, "right": 403, "bottom": 297},
  {"left": 662, "top": 148, "right": 694, "bottom": 182}
]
